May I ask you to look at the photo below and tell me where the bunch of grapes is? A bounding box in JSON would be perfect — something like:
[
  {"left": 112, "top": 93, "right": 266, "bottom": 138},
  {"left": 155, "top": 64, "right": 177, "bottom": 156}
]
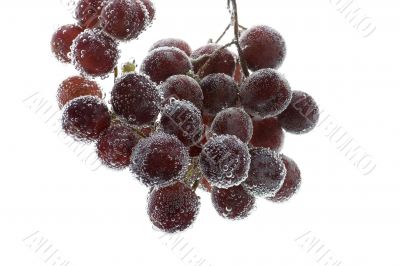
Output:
[{"left": 51, "top": 0, "right": 319, "bottom": 233}]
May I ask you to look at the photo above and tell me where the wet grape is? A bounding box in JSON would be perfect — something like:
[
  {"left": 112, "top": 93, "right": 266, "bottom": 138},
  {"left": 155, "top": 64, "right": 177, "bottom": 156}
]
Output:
[
  {"left": 131, "top": 133, "right": 189, "bottom": 187},
  {"left": 57, "top": 76, "right": 103, "bottom": 108},
  {"left": 200, "top": 73, "right": 238, "bottom": 116},
  {"left": 243, "top": 148, "right": 286, "bottom": 197},
  {"left": 250, "top": 117, "right": 284, "bottom": 151},
  {"left": 62, "top": 96, "right": 111, "bottom": 142},
  {"left": 96, "top": 122, "right": 141, "bottom": 169},
  {"left": 141, "top": 0, "right": 155, "bottom": 22},
  {"left": 239, "top": 68, "right": 292, "bottom": 118},
  {"left": 140, "top": 47, "right": 192, "bottom": 84},
  {"left": 71, "top": 29, "right": 119, "bottom": 77},
  {"left": 267, "top": 155, "right": 301, "bottom": 203},
  {"left": 278, "top": 91, "right": 320, "bottom": 134},
  {"left": 191, "top": 44, "right": 236, "bottom": 78},
  {"left": 75, "top": 0, "right": 107, "bottom": 29},
  {"left": 160, "top": 100, "right": 203, "bottom": 147},
  {"left": 150, "top": 38, "right": 192, "bottom": 56},
  {"left": 210, "top": 107, "right": 253, "bottom": 143},
  {"left": 200, "top": 135, "right": 250, "bottom": 188},
  {"left": 212, "top": 185, "right": 255, "bottom": 220},
  {"left": 159, "top": 75, "right": 203, "bottom": 110},
  {"left": 51, "top": 24, "right": 84, "bottom": 63},
  {"left": 239, "top": 25, "right": 286, "bottom": 71},
  {"left": 100, "top": 0, "right": 148, "bottom": 41},
  {"left": 147, "top": 182, "right": 200, "bottom": 233},
  {"left": 111, "top": 73, "right": 161, "bottom": 127}
]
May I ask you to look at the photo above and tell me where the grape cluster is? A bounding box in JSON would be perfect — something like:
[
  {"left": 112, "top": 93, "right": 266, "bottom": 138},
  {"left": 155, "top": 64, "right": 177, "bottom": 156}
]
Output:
[{"left": 51, "top": 0, "right": 319, "bottom": 233}]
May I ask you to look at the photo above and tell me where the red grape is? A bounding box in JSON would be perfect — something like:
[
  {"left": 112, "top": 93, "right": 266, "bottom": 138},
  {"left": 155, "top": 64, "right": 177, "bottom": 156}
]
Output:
[
  {"left": 140, "top": 0, "right": 155, "bottom": 22},
  {"left": 111, "top": 73, "right": 161, "bottom": 127},
  {"left": 239, "top": 25, "right": 286, "bottom": 71},
  {"left": 191, "top": 44, "right": 236, "bottom": 78},
  {"left": 57, "top": 76, "right": 103, "bottom": 108},
  {"left": 267, "top": 155, "right": 301, "bottom": 202},
  {"left": 72, "top": 29, "right": 119, "bottom": 77},
  {"left": 210, "top": 107, "right": 253, "bottom": 143},
  {"left": 96, "top": 122, "right": 141, "bottom": 169},
  {"left": 100, "top": 0, "right": 148, "bottom": 41},
  {"left": 159, "top": 75, "right": 203, "bottom": 110},
  {"left": 62, "top": 96, "right": 111, "bottom": 142},
  {"left": 278, "top": 91, "right": 320, "bottom": 134},
  {"left": 200, "top": 135, "right": 250, "bottom": 188},
  {"left": 150, "top": 38, "right": 192, "bottom": 56},
  {"left": 243, "top": 148, "right": 286, "bottom": 197},
  {"left": 75, "top": 0, "right": 107, "bottom": 29},
  {"left": 51, "top": 24, "right": 84, "bottom": 63},
  {"left": 200, "top": 73, "right": 238, "bottom": 116},
  {"left": 131, "top": 133, "right": 189, "bottom": 187},
  {"left": 250, "top": 117, "right": 284, "bottom": 151},
  {"left": 239, "top": 68, "right": 292, "bottom": 118},
  {"left": 160, "top": 100, "right": 203, "bottom": 147},
  {"left": 140, "top": 47, "right": 192, "bottom": 84},
  {"left": 212, "top": 185, "right": 255, "bottom": 220},
  {"left": 147, "top": 182, "right": 200, "bottom": 233}
]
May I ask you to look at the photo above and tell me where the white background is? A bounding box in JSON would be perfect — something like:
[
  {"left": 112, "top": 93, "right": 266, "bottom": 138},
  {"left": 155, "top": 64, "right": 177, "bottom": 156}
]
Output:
[{"left": 0, "top": 0, "right": 399, "bottom": 265}]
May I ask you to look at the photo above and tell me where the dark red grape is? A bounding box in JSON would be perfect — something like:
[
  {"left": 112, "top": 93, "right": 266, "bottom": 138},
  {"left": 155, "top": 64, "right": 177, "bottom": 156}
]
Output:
[
  {"left": 140, "top": 0, "right": 155, "bottom": 22},
  {"left": 51, "top": 24, "right": 84, "bottom": 63},
  {"left": 150, "top": 38, "right": 192, "bottom": 56},
  {"left": 57, "top": 76, "right": 103, "bottom": 108},
  {"left": 243, "top": 148, "right": 286, "bottom": 197},
  {"left": 140, "top": 47, "right": 192, "bottom": 84},
  {"left": 100, "top": 0, "right": 147, "bottom": 41},
  {"left": 62, "top": 96, "right": 111, "bottom": 142},
  {"left": 131, "top": 133, "right": 189, "bottom": 187},
  {"left": 210, "top": 107, "right": 253, "bottom": 143},
  {"left": 267, "top": 155, "right": 301, "bottom": 203},
  {"left": 200, "top": 135, "right": 250, "bottom": 188},
  {"left": 96, "top": 122, "right": 141, "bottom": 169},
  {"left": 250, "top": 117, "right": 284, "bottom": 151},
  {"left": 278, "top": 91, "right": 320, "bottom": 134},
  {"left": 191, "top": 44, "right": 236, "bottom": 78},
  {"left": 72, "top": 29, "right": 119, "bottom": 77},
  {"left": 200, "top": 73, "right": 238, "bottom": 116},
  {"left": 212, "top": 185, "right": 255, "bottom": 220},
  {"left": 111, "top": 73, "right": 161, "bottom": 127},
  {"left": 147, "top": 182, "right": 200, "bottom": 233},
  {"left": 160, "top": 100, "right": 203, "bottom": 147},
  {"left": 239, "top": 25, "right": 286, "bottom": 71},
  {"left": 159, "top": 75, "right": 203, "bottom": 109},
  {"left": 75, "top": 0, "right": 107, "bottom": 29},
  {"left": 239, "top": 68, "right": 292, "bottom": 118}
]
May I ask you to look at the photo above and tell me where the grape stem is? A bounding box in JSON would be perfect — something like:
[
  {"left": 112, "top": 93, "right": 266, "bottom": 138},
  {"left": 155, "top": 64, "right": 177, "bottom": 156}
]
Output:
[
  {"left": 215, "top": 23, "right": 231, "bottom": 43},
  {"left": 229, "top": 0, "right": 250, "bottom": 77}
]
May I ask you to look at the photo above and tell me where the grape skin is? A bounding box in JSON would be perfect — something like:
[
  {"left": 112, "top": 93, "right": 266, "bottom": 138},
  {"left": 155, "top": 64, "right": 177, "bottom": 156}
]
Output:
[
  {"left": 200, "top": 135, "right": 251, "bottom": 189},
  {"left": 130, "top": 133, "right": 189, "bottom": 187},
  {"left": 159, "top": 75, "right": 203, "bottom": 110},
  {"left": 111, "top": 73, "right": 161, "bottom": 127},
  {"left": 51, "top": 24, "right": 84, "bottom": 63},
  {"left": 250, "top": 117, "right": 284, "bottom": 151},
  {"left": 75, "top": 0, "right": 107, "bottom": 29},
  {"left": 147, "top": 182, "right": 200, "bottom": 233},
  {"left": 210, "top": 107, "right": 253, "bottom": 143},
  {"left": 57, "top": 76, "right": 103, "bottom": 108},
  {"left": 239, "top": 25, "right": 286, "bottom": 71},
  {"left": 191, "top": 44, "right": 236, "bottom": 78},
  {"left": 62, "top": 96, "right": 111, "bottom": 142},
  {"left": 150, "top": 38, "right": 192, "bottom": 56},
  {"left": 212, "top": 185, "right": 255, "bottom": 220},
  {"left": 278, "top": 91, "right": 320, "bottom": 134},
  {"left": 200, "top": 73, "right": 239, "bottom": 117},
  {"left": 243, "top": 147, "right": 286, "bottom": 197},
  {"left": 160, "top": 100, "right": 203, "bottom": 147},
  {"left": 140, "top": 47, "right": 192, "bottom": 84},
  {"left": 71, "top": 29, "right": 120, "bottom": 77},
  {"left": 267, "top": 155, "right": 302, "bottom": 203},
  {"left": 239, "top": 68, "right": 292, "bottom": 118}
]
